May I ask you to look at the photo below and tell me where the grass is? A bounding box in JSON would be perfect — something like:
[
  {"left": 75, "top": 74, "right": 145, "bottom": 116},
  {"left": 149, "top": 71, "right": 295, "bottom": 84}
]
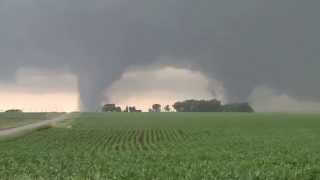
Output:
[
  {"left": 0, "top": 113, "right": 320, "bottom": 179},
  {"left": 0, "top": 113, "right": 62, "bottom": 130}
]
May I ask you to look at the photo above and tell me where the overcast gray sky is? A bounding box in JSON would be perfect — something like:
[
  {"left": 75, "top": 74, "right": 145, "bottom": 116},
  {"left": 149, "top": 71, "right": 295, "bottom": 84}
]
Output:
[{"left": 0, "top": 0, "right": 319, "bottom": 111}]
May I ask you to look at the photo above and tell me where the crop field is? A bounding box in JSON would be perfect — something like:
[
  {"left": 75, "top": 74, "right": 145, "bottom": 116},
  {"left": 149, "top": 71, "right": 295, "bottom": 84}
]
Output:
[
  {"left": 1, "top": 113, "right": 320, "bottom": 179},
  {"left": 0, "top": 113, "right": 60, "bottom": 130}
]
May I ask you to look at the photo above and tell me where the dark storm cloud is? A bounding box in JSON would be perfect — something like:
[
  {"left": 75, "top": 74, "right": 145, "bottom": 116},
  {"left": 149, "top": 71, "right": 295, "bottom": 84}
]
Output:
[{"left": 0, "top": 0, "right": 319, "bottom": 111}]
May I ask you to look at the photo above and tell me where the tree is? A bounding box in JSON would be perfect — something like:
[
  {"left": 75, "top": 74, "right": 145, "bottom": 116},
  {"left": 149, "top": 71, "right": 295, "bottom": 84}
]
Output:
[
  {"left": 173, "top": 102, "right": 185, "bottom": 112},
  {"left": 114, "top": 106, "right": 122, "bottom": 112},
  {"left": 102, "top": 104, "right": 122, "bottom": 112},
  {"left": 124, "top": 106, "right": 129, "bottom": 112},
  {"left": 123, "top": 106, "right": 142, "bottom": 112},
  {"left": 164, "top": 105, "right": 171, "bottom": 112},
  {"left": 102, "top": 104, "right": 116, "bottom": 112},
  {"left": 173, "top": 99, "right": 254, "bottom": 112},
  {"left": 5, "top": 109, "right": 23, "bottom": 113},
  {"left": 129, "top": 106, "right": 137, "bottom": 112},
  {"left": 221, "top": 103, "right": 254, "bottom": 112},
  {"left": 198, "top": 99, "right": 221, "bottom": 112},
  {"left": 152, "top": 104, "right": 161, "bottom": 112},
  {"left": 173, "top": 99, "right": 222, "bottom": 112}
]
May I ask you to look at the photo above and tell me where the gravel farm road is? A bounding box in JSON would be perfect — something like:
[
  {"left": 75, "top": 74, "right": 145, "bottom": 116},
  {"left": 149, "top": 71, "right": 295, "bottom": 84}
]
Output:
[{"left": 0, "top": 113, "right": 71, "bottom": 139}]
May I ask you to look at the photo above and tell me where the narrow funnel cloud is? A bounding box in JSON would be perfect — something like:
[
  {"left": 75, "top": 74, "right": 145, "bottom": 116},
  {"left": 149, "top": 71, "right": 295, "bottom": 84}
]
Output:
[{"left": 0, "top": 0, "right": 320, "bottom": 111}]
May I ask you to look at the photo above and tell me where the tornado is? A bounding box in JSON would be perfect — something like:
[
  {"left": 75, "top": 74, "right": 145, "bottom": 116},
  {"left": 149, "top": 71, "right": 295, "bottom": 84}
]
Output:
[{"left": 0, "top": 0, "right": 319, "bottom": 111}]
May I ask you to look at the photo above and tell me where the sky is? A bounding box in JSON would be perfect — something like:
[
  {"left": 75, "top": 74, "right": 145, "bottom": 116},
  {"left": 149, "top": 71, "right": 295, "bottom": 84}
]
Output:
[
  {"left": 0, "top": 0, "right": 320, "bottom": 112},
  {"left": 0, "top": 68, "right": 79, "bottom": 112}
]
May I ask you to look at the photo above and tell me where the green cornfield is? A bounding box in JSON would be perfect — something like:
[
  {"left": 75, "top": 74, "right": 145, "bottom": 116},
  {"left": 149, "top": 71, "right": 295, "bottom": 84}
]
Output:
[{"left": 1, "top": 113, "right": 320, "bottom": 179}]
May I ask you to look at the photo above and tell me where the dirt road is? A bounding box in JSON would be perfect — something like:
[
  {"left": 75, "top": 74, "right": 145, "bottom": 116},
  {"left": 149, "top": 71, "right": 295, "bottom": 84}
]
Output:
[{"left": 0, "top": 113, "right": 71, "bottom": 140}]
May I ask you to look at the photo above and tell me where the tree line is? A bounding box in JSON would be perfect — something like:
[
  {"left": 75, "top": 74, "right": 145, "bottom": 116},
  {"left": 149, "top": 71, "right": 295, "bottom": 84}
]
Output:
[
  {"left": 173, "top": 99, "right": 254, "bottom": 112},
  {"left": 102, "top": 104, "right": 142, "bottom": 112},
  {"left": 102, "top": 99, "right": 254, "bottom": 113}
]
